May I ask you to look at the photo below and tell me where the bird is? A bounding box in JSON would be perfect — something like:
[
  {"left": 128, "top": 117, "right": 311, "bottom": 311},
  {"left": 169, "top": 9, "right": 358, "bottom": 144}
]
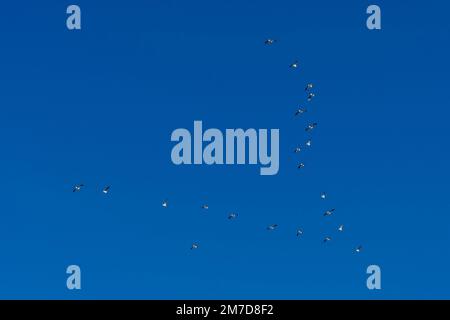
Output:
[
  {"left": 355, "top": 245, "right": 363, "bottom": 253},
  {"left": 305, "top": 139, "right": 312, "bottom": 147},
  {"left": 72, "top": 184, "right": 84, "bottom": 192},
  {"left": 290, "top": 60, "right": 299, "bottom": 69},
  {"left": 267, "top": 224, "right": 278, "bottom": 231},
  {"left": 305, "top": 83, "right": 314, "bottom": 91},
  {"left": 323, "top": 236, "right": 332, "bottom": 243},
  {"left": 201, "top": 204, "right": 209, "bottom": 210},
  {"left": 307, "top": 93, "right": 316, "bottom": 101},
  {"left": 294, "top": 108, "right": 307, "bottom": 117},
  {"left": 323, "top": 208, "right": 335, "bottom": 217},
  {"left": 305, "top": 123, "right": 318, "bottom": 132},
  {"left": 297, "top": 163, "right": 305, "bottom": 169},
  {"left": 102, "top": 186, "right": 110, "bottom": 194},
  {"left": 264, "top": 38, "right": 276, "bottom": 45},
  {"left": 228, "top": 212, "right": 238, "bottom": 220},
  {"left": 296, "top": 229, "right": 304, "bottom": 237},
  {"left": 294, "top": 147, "right": 302, "bottom": 153},
  {"left": 191, "top": 243, "right": 199, "bottom": 250},
  {"left": 162, "top": 200, "right": 169, "bottom": 208},
  {"left": 320, "top": 192, "right": 326, "bottom": 199},
  {"left": 338, "top": 224, "right": 344, "bottom": 232}
]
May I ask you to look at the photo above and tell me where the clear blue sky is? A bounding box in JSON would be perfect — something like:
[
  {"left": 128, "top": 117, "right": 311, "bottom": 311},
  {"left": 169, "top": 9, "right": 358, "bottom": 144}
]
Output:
[{"left": 0, "top": 0, "right": 449, "bottom": 299}]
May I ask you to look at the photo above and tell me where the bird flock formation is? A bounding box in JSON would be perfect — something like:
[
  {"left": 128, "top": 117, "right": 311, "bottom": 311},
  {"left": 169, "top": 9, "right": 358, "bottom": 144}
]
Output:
[
  {"left": 269, "top": 37, "right": 364, "bottom": 254},
  {"left": 72, "top": 38, "right": 363, "bottom": 256}
]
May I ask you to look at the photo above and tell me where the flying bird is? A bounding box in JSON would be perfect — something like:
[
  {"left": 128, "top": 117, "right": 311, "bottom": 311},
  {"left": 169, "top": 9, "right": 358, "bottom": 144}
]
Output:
[
  {"left": 338, "top": 225, "right": 344, "bottom": 232},
  {"left": 297, "top": 163, "right": 305, "bottom": 169},
  {"left": 191, "top": 243, "right": 199, "bottom": 250},
  {"left": 228, "top": 212, "right": 238, "bottom": 220},
  {"left": 73, "top": 184, "right": 84, "bottom": 192},
  {"left": 267, "top": 224, "right": 278, "bottom": 231},
  {"left": 307, "top": 93, "right": 316, "bottom": 101},
  {"left": 296, "top": 229, "right": 304, "bottom": 237},
  {"left": 305, "top": 83, "right": 314, "bottom": 91},
  {"left": 264, "top": 38, "right": 276, "bottom": 45},
  {"left": 294, "top": 108, "right": 307, "bottom": 117},
  {"left": 305, "top": 123, "right": 318, "bottom": 132},
  {"left": 305, "top": 139, "right": 312, "bottom": 147},
  {"left": 320, "top": 192, "right": 326, "bottom": 199},
  {"left": 290, "top": 60, "right": 299, "bottom": 69},
  {"left": 162, "top": 200, "right": 169, "bottom": 208},
  {"left": 102, "top": 186, "right": 110, "bottom": 194},
  {"left": 323, "top": 208, "right": 335, "bottom": 217},
  {"left": 355, "top": 245, "right": 363, "bottom": 253},
  {"left": 294, "top": 147, "right": 302, "bottom": 153},
  {"left": 201, "top": 204, "right": 209, "bottom": 210},
  {"left": 323, "top": 236, "right": 332, "bottom": 243}
]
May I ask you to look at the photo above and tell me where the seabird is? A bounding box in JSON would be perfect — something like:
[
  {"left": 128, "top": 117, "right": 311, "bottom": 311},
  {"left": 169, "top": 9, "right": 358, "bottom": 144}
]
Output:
[
  {"left": 320, "top": 192, "right": 326, "bottom": 199},
  {"left": 294, "top": 147, "right": 302, "bottom": 153},
  {"left": 295, "top": 108, "right": 307, "bottom": 116},
  {"left": 267, "top": 224, "right": 278, "bottom": 231},
  {"left": 355, "top": 245, "right": 363, "bottom": 253},
  {"left": 264, "top": 39, "right": 276, "bottom": 45},
  {"left": 338, "top": 225, "right": 344, "bottom": 232},
  {"left": 305, "top": 83, "right": 314, "bottom": 91},
  {"left": 191, "top": 243, "right": 199, "bottom": 250},
  {"left": 162, "top": 200, "right": 169, "bottom": 208},
  {"left": 297, "top": 163, "right": 305, "bottom": 169},
  {"left": 305, "top": 139, "right": 312, "bottom": 147},
  {"left": 307, "top": 93, "right": 316, "bottom": 101},
  {"left": 323, "top": 236, "right": 332, "bottom": 243},
  {"left": 296, "top": 229, "right": 304, "bottom": 237},
  {"left": 102, "top": 186, "right": 110, "bottom": 194},
  {"left": 290, "top": 60, "right": 299, "bottom": 69},
  {"left": 73, "top": 184, "right": 84, "bottom": 192},
  {"left": 228, "top": 212, "right": 238, "bottom": 220},
  {"left": 323, "top": 208, "right": 335, "bottom": 217},
  {"left": 305, "top": 123, "right": 318, "bottom": 132}
]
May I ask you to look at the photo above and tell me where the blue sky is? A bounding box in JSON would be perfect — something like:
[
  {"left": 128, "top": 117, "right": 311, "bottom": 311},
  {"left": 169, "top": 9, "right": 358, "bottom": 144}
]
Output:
[{"left": 0, "top": 0, "right": 449, "bottom": 299}]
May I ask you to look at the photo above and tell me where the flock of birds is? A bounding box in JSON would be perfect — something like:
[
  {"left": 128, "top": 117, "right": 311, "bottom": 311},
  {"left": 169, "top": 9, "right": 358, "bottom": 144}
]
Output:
[
  {"left": 282, "top": 37, "right": 363, "bottom": 254},
  {"left": 283, "top": 37, "right": 363, "bottom": 254},
  {"left": 72, "top": 37, "right": 363, "bottom": 255}
]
